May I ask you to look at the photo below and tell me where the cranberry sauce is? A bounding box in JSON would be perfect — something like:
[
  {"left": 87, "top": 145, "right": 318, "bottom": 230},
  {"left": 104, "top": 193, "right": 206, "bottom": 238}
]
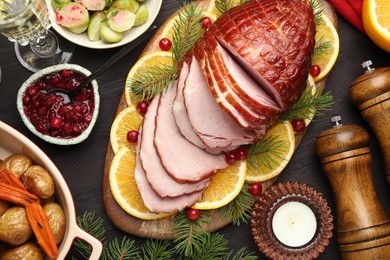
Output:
[{"left": 22, "top": 69, "right": 95, "bottom": 139}]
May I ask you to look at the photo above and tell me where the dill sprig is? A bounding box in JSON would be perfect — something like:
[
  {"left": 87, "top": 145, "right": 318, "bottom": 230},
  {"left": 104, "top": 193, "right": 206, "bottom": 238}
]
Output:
[
  {"left": 280, "top": 84, "right": 334, "bottom": 121},
  {"left": 246, "top": 135, "right": 287, "bottom": 171},
  {"left": 214, "top": 0, "right": 247, "bottom": 14},
  {"left": 222, "top": 182, "right": 254, "bottom": 226}
]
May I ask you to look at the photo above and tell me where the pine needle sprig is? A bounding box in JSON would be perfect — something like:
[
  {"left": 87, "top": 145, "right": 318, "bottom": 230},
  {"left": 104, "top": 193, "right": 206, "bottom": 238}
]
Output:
[
  {"left": 172, "top": 2, "right": 205, "bottom": 64},
  {"left": 101, "top": 237, "right": 141, "bottom": 260},
  {"left": 313, "top": 36, "right": 332, "bottom": 60},
  {"left": 223, "top": 247, "right": 258, "bottom": 260},
  {"left": 129, "top": 64, "right": 177, "bottom": 103},
  {"left": 141, "top": 239, "right": 175, "bottom": 260},
  {"left": 173, "top": 211, "right": 210, "bottom": 256},
  {"left": 280, "top": 85, "right": 334, "bottom": 121},
  {"left": 74, "top": 211, "right": 106, "bottom": 259},
  {"left": 246, "top": 135, "right": 287, "bottom": 171},
  {"left": 310, "top": 0, "right": 322, "bottom": 26},
  {"left": 222, "top": 182, "right": 254, "bottom": 226},
  {"left": 214, "top": 0, "right": 247, "bottom": 14}
]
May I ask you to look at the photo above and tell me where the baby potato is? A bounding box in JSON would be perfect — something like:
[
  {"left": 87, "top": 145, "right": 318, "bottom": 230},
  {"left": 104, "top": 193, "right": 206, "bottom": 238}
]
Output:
[
  {"left": 0, "top": 206, "right": 32, "bottom": 246},
  {"left": 22, "top": 165, "right": 55, "bottom": 199},
  {"left": 0, "top": 154, "right": 32, "bottom": 178},
  {"left": 43, "top": 202, "right": 66, "bottom": 244},
  {"left": 0, "top": 242, "right": 43, "bottom": 260}
]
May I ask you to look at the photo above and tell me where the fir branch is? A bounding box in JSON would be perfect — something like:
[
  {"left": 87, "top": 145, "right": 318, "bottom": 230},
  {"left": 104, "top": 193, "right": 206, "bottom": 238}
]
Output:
[
  {"left": 313, "top": 36, "right": 332, "bottom": 60},
  {"left": 214, "top": 0, "right": 247, "bottom": 14},
  {"left": 101, "top": 237, "right": 141, "bottom": 260},
  {"left": 310, "top": 0, "right": 322, "bottom": 26},
  {"left": 246, "top": 135, "right": 287, "bottom": 171},
  {"left": 223, "top": 182, "right": 254, "bottom": 226},
  {"left": 141, "top": 239, "right": 175, "bottom": 260},
  {"left": 128, "top": 63, "right": 177, "bottom": 103},
  {"left": 223, "top": 247, "right": 258, "bottom": 260},
  {"left": 173, "top": 210, "right": 210, "bottom": 256},
  {"left": 280, "top": 85, "right": 334, "bottom": 121},
  {"left": 172, "top": 2, "right": 205, "bottom": 64},
  {"left": 74, "top": 211, "right": 106, "bottom": 259}
]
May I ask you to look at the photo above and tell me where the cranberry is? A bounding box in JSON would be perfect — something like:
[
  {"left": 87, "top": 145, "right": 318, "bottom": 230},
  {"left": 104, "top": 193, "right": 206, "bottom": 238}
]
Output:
[
  {"left": 137, "top": 101, "right": 149, "bottom": 115},
  {"left": 126, "top": 130, "right": 139, "bottom": 143},
  {"left": 225, "top": 151, "right": 236, "bottom": 164},
  {"left": 26, "top": 86, "right": 39, "bottom": 97},
  {"left": 200, "top": 17, "right": 213, "bottom": 29},
  {"left": 291, "top": 119, "right": 306, "bottom": 132},
  {"left": 248, "top": 182, "right": 262, "bottom": 196},
  {"left": 186, "top": 208, "right": 201, "bottom": 221},
  {"left": 235, "top": 147, "right": 248, "bottom": 161},
  {"left": 159, "top": 38, "right": 172, "bottom": 51},
  {"left": 309, "top": 64, "right": 321, "bottom": 77},
  {"left": 60, "top": 69, "right": 74, "bottom": 78}
]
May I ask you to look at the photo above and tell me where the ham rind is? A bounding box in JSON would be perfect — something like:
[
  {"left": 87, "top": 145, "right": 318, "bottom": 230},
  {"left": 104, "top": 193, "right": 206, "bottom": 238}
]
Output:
[
  {"left": 172, "top": 62, "right": 207, "bottom": 150},
  {"left": 134, "top": 130, "right": 204, "bottom": 213},
  {"left": 209, "top": 0, "right": 316, "bottom": 111},
  {"left": 154, "top": 81, "right": 229, "bottom": 183},
  {"left": 139, "top": 90, "right": 210, "bottom": 197},
  {"left": 183, "top": 56, "right": 257, "bottom": 150}
]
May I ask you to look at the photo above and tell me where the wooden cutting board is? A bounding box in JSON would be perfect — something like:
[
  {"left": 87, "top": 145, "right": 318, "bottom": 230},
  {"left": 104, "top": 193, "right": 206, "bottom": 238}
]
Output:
[{"left": 102, "top": 0, "right": 336, "bottom": 240}]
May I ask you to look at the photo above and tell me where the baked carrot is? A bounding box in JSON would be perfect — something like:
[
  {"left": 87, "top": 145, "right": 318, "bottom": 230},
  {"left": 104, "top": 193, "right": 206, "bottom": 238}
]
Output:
[
  {"left": 26, "top": 202, "right": 58, "bottom": 259},
  {"left": 0, "top": 169, "right": 27, "bottom": 191},
  {"left": 0, "top": 182, "right": 39, "bottom": 206}
]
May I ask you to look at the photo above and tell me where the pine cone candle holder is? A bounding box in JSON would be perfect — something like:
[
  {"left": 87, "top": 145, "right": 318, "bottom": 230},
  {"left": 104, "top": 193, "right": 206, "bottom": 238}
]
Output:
[{"left": 250, "top": 182, "right": 333, "bottom": 260}]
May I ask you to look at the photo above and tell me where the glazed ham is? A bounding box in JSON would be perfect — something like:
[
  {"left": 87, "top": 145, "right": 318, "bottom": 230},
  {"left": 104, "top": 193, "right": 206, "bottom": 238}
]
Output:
[{"left": 133, "top": 0, "right": 315, "bottom": 213}]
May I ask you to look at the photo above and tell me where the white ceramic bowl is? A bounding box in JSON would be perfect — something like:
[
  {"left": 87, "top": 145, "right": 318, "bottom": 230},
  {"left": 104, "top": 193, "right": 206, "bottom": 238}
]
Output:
[
  {"left": 0, "top": 121, "right": 103, "bottom": 259},
  {"left": 17, "top": 64, "right": 100, "bottom": 145},
  {"left": 46, "top": 0, "right": 162, "bottom": 49}
]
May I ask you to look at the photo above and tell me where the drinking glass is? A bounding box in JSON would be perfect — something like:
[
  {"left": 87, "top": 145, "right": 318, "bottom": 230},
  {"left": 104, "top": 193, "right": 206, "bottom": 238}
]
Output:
[{"left": 0, "top": 0, "right": 74, "bottom": 72}]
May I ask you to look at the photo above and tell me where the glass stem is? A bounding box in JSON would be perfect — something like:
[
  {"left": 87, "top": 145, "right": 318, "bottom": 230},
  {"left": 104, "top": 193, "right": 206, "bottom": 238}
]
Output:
[{"left": 30, "top": 30, "right": 59, "bottom": 58}]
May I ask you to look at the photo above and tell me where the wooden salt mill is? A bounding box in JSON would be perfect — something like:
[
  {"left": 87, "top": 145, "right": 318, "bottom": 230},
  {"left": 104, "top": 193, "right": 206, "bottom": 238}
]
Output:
[
  {"left": 315, "top": 115, "right": 390, "bottom": 259},
  {"left": 350, "top": 60, "right": 390, "bottom": 183}
]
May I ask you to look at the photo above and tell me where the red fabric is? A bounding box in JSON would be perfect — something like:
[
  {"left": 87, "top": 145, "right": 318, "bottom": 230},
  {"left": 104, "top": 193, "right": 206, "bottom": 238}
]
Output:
[{"left": 328, "top": 0, "right": 365, "bottom": 33}]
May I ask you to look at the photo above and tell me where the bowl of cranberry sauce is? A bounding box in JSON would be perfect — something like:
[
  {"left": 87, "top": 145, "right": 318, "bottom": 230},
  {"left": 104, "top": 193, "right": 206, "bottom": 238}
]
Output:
[{"left": 17, "top": 64, "right": 100, "bottom": 145}]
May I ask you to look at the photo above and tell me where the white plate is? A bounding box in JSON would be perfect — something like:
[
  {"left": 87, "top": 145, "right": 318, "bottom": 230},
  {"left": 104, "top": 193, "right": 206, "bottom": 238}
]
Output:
[
  {"left": 0, "top": 121, "right": 103, "bottom": 259},
  {"left": 46, "top": 0, "right": 162, "bottom": 49}
]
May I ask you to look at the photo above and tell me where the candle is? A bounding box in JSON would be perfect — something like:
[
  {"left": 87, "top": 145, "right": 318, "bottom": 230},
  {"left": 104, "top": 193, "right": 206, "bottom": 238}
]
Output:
[{"left": 272, "top": 201, "right": 317, "bottom": 247}]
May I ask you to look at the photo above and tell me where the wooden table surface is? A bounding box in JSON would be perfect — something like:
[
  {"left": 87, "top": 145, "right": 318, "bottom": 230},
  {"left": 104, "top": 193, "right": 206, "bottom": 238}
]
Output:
[{"left": 1, "top": 1, "right": 390, "bottom": 259}]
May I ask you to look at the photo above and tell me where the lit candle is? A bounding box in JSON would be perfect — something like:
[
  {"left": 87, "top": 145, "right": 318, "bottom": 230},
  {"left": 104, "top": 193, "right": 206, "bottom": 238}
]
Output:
[{"left": 272, "top": 201, "right": 317, "bottom": 247}]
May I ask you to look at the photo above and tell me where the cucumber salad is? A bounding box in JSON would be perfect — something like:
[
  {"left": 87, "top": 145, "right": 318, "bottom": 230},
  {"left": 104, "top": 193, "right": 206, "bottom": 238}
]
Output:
[{"left": 53, "top": 0, "right": 149, "bottom": 43}]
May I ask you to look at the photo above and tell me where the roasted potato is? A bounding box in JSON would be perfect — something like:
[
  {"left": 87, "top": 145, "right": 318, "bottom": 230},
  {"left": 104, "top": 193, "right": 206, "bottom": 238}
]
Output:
[
  {"left": 22, "top": 165, "right": 55, "bottom": 199},
  {"left": 0, "top": 206, "right": 32, "bottom": 246},
  {"left": 0, "top": 200, "right": 10, "bottom": 216},
  {"left": 0, "top": 154, "right": 32, "bottom": 178},
  {"left": 43, "top": 202, "right": 66, "bottom": 244},
  {"left": 0, "top": 241, "right": 43, "bottom": 260}
]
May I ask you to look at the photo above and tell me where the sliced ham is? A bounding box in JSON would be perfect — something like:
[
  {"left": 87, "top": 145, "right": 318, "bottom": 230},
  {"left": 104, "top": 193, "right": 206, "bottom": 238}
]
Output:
[
  {"left": 154, "top": 81, "right": 229, "bottom": 183},
  {"left": 134, "top": 133, "right": 204, "bottom": 213},
  {"left": 139, "top": 91, "right": 210, "bottom": 197},
  {"left": 183, "top": 55, "right": 257, "bottom": 150}
]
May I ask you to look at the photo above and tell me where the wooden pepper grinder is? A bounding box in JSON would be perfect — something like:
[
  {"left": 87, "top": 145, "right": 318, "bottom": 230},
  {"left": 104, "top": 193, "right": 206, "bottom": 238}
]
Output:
[
  {"left": 315, "top": 115, "right": 390, "bottom": 259},
  {"left": 349, "top": 61, "right": 390, "bottom": 183}
]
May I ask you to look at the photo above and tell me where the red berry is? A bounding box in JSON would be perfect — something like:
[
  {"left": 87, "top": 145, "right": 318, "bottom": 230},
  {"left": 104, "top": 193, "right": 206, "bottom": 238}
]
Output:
[
  {"left": 225, "top": 151, "right": 236, "bottom": 164},
  {"left": 50, "top": 117, "right": 62, "bottom": 129},
  {"left": 309, "top": 64, "right": 321, "bottom": 77},
  {"left": 159, "top": 38, "right": 172, "bottom": 51},
  {"left": 234, "top": 147, "right": 248, "bottom": 161},
  {"left": 186, "top": 208, "right": 201, "bottom": 221},
  {"left": 291, "top": 119, "right": 306, "bottom": 132},
  {"left": 137, "top": 101, "right": 149, "bottom": 115},
  {"left": 126, "top": 130, "right": 139, "bottom": 143},
  {"left": 248, "top": 182, "right": 262, "bottom": 196},
  {"left": 200, "top": 17, "right": 213, "bottom": 29}
]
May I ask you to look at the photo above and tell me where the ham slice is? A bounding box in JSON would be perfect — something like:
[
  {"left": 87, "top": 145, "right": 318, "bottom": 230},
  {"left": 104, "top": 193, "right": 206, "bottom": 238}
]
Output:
[
  {"left": 154, "top": 81, "right": 229, "bottom": 183},
  {"left": 134, "top": 132, "right": 204, "bottom": 213},
  {"left": 183, "top": 56, "right": 257, "bottom": 150},
  {"left": 139, "top": 91, "right": 210, "bottom": 197}
]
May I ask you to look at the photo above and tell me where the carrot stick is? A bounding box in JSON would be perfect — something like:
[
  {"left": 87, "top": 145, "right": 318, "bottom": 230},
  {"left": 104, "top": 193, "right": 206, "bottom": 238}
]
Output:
[
  {"left": 26, "top": 202, "right": 58, "bottom": 259},
  {"left": 0, "top": 169, "right": 27, "bottom": 191},
  {"left": 0, "top": 182, "right": 39, "bottom": 206}
]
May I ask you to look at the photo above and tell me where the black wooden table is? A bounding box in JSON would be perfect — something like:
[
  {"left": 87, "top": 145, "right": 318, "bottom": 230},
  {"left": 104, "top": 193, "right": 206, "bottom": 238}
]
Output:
[{"left": 1, "top": 1, "right": 390, "bottom": 259}]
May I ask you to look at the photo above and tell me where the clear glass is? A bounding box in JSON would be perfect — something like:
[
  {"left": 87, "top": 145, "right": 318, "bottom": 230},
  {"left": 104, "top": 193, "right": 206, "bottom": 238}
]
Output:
[{"left": 0, "top": 0, "right": 74, "bottom": 72}]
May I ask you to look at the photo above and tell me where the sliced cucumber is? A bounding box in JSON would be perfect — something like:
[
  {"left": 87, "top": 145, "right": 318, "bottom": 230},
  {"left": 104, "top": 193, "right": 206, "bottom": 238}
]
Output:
[
  {"left": 134, "top": 5, "right": 149, "bottom": 26},
  {"left": 88, "top": 11, "right": 105, "bottom": 41},
  {"left": 100, "top": 22, "right": 125, "bottom": 43},
  {"left": 107, "top": 9, "right": 135, "bottom": 33}
]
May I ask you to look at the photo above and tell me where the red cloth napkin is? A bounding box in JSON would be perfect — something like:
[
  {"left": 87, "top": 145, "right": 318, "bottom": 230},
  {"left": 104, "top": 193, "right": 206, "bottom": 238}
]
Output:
[{"left": 328, "top": 0, "right": 366, "bottom": 33}]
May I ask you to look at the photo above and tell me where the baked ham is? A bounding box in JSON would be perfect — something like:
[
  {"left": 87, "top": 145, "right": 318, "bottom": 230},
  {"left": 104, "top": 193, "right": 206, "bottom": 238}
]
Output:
[{"left": 139, "top": 92, "right": 210, "bottom": 197}]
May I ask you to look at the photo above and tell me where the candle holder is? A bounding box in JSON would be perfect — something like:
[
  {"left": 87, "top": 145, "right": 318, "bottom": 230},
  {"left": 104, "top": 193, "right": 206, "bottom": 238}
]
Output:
[{"left": 251, "top": 182, "right": 333, "bottom": 260}]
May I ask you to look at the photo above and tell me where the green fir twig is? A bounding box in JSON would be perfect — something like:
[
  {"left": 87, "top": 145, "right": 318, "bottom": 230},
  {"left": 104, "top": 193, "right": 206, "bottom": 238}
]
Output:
[
  {"left": 214, "top": 0, "right": 247, "bottom": 14},
  {"left": 141, "top": 239, "right": 176, "bottom": 260},
  {"left": 101, "top": 237, "right": 141, "bottom": 260},
  {"left": 310, "top": 0, "right": 322, "bottom": 26},
  {"left": 223, "top": 182, "right": 254, "bottom": 226}
]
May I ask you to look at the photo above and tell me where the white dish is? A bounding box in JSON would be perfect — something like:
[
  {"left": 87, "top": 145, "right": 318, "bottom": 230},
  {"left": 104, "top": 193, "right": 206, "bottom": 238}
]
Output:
[
  {"left": 0, "top": 120, "right": 103, "bottom": 259},
  {"left": 46, "top": 0, "right": 162, "bottom": 49}
]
